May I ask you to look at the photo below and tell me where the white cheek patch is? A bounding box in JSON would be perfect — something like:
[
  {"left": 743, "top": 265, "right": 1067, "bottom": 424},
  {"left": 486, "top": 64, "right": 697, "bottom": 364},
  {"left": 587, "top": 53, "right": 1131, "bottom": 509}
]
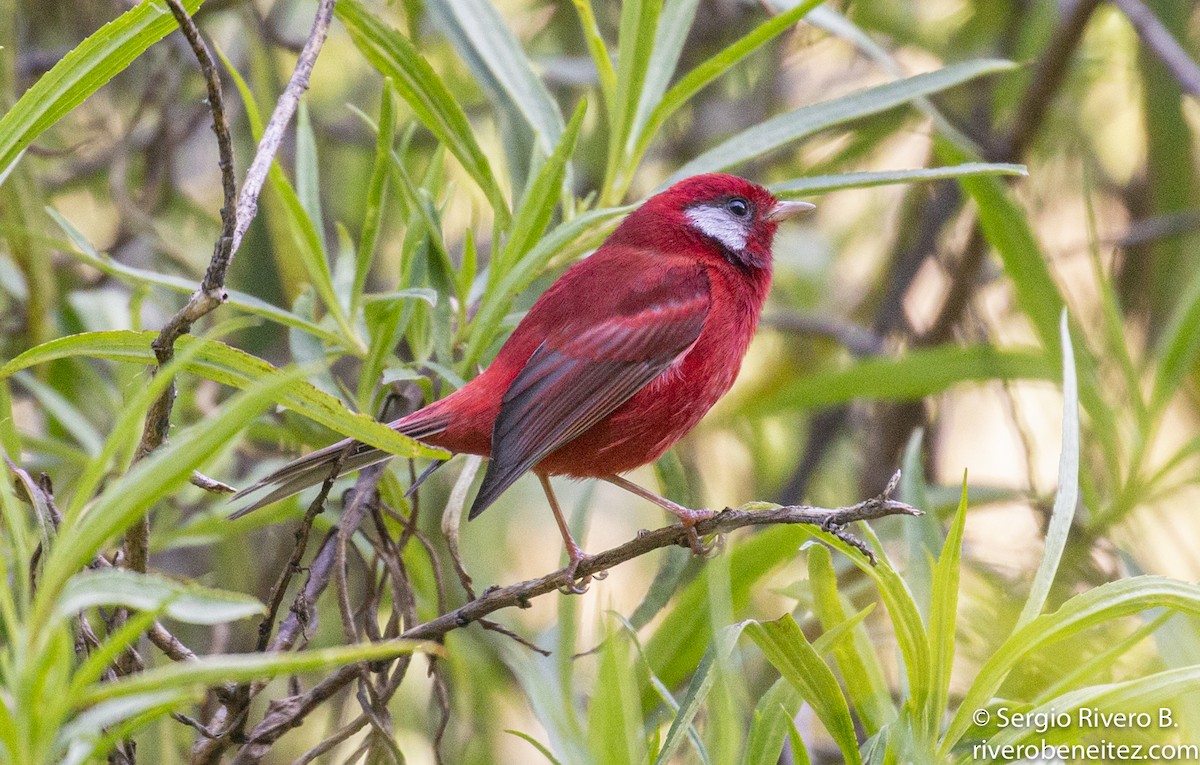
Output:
[{"left": 685, "top": 206, "right": 748, "bottom": 253}]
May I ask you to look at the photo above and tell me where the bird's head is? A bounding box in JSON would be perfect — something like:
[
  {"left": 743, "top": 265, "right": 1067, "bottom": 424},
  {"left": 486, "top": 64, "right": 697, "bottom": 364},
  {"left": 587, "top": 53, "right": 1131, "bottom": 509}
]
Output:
[{"left": 615, "top": 173, "right": 813, "bottom": 271}]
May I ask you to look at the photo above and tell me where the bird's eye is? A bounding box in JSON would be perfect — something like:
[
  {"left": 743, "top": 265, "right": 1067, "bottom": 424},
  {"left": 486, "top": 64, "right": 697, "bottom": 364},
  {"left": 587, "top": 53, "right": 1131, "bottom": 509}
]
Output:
[{"left": 726, "top": 197, "right": 750, "bottom": 217}]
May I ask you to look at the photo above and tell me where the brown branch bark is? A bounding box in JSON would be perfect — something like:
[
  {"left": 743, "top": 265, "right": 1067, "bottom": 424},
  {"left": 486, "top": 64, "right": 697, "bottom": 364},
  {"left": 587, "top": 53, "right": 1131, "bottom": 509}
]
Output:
[{"left": 227, "top": 474, "right": 921, "bottom": 761}]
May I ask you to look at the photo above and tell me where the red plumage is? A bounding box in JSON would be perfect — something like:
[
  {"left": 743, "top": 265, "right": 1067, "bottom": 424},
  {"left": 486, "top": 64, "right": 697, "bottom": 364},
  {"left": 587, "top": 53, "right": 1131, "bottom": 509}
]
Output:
[{"left": 232, "top": 174, "right": 810, "bottom": 564}]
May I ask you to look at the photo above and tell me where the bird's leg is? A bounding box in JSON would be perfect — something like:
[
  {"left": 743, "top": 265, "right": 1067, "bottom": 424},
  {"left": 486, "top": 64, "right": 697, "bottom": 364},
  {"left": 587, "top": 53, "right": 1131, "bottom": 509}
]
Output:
[
  {"left": 604, "top": 475, "right": 715, "bottom": 555},
  {"left": 538, "top": 474, "right": 601, "bottom": 594}
]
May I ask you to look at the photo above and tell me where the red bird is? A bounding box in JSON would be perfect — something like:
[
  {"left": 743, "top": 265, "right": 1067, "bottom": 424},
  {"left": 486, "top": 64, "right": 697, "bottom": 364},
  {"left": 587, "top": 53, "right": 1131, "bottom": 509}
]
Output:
[{"left": 233, "top": 173, "right": 812, "bottom": 589}]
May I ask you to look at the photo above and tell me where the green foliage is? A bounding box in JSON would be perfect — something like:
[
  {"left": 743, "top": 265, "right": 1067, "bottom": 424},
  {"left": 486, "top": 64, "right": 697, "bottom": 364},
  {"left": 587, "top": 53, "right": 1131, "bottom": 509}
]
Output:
[{"left": 3, "top": 0, "right": 1200, "bottom": 761}]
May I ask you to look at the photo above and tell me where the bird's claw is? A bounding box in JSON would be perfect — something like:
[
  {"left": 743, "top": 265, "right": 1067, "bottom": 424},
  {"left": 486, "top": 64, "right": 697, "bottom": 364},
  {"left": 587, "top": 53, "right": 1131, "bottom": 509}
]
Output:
[
  {"left": 677, "top": 508, "right": 717, "bottom": 556},
  {"left": 557, "top": 550, "right": 606, "bottom": 595}
]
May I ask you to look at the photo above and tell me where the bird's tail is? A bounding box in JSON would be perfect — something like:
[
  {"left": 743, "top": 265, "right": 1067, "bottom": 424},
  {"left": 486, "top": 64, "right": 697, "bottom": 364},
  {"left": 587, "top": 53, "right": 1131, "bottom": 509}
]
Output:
[{"left": 228, "top": 407, "right": 450, "bottom": 519}]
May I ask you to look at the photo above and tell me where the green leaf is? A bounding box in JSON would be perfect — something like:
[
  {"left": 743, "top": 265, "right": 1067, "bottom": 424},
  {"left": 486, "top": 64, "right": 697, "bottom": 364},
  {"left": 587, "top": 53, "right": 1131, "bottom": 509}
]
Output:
[
  {"left": 337, "top": 0, "right": 511, "bottom": 224},
  {"left": 504, "top": 730, "right": 564, "bottom": 765},
  {"left": 941, "top": 576, "right": 1200, "bottom": 753},
  {"left": 77, "top": 640, "right": 437, "bottom": 706},
  {"left": 588, "top": 629, "right": 646, "bottom": 765},
  {"left": 636, "top": 0, "right": 825, "bottom": 174},
  {"left": 770, "top": 163, "right": 1027, "bottom": 197},
  {"left": 655, "top": 622, "right": 748, "bottom": 764},
  {"left": 58, "top": 690, "right": 198, "bottom": 765},
  {"left": 807, "top": 544, "right": 893, "bottom": 734},
  {"left": 295, "top": 100, "right": 326, "bottom": 256},
  {"left": 626, "top": 0, "right": 701, "bottom": 156},
  {"left": 218, "top": 56, "right": 360, "bottom": 350},
  {"left": 1016, "top": 310, "right": 1079, "bottom": 628},
  {"left": 569, "top": 0, "right": 617, "bottom": 111},
  {"left": 354, "top": 79, "right": 397, "bottom": 312},
  {"left": 742, "top": 345, "right": 1053, "bottom": 413},
  {"left": 670, "top": 59, "right": 1016, "bottom": 182},
  {"left": 496, "top": 100, "right": 587, "bottom": 274},
  {"left": 56, "top": 569, "right": 264, "bottom": 625},
  {"left": 33, "top": 367, "right": 311, "bottom": 625},
  {"left": 0, "top": 331, "right": 448, "bottom": 462},
  {"left": 746, "top": 616, "right": 862, "bottom": 765},
  {"left": 1151, "top": 266, "right": 1200, "bottom": 415},
  {"left": 926, "top": 475, "right": 968, "bottom": 742},
  {"left": 743, "top": 678, "right": 802, "bottom": 765},
  {"left": 602, "top": 0, "right": 663, "bottom": 198},
  {"left": 956, "top": 165, "right": 1063, "bottom": 353},
  {"left": 46, "top": 206, "right": 343, "bottom": 345},
  {"left": 427, "top": 0, "right": 564, "bottom": 153},
  {"left": 0, "top": 0, "right": 204, "bottom": 179}
]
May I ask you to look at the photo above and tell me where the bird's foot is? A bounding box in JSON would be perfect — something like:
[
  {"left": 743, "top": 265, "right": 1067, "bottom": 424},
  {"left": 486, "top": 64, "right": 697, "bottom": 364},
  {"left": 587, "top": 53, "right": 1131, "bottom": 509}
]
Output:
[
  {"left": 675, "top": 507, "right": 717, "bottom": 556},
  {"left": 557, "top": 544, "right": 606, "bottom": 595}
]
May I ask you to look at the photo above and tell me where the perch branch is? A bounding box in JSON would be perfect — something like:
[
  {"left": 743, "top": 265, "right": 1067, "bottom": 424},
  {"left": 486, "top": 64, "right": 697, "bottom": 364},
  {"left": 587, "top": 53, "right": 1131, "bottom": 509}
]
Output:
[{"left": 229, "top": 473, "right": 921, "bottom": 760}]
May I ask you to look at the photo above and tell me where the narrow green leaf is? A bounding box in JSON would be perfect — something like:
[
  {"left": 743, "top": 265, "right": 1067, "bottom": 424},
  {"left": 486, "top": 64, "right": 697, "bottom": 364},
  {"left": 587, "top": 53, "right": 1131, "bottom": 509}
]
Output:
[
  {"left": 655, "top": 622, "right": 748, "bottom": 764},
  {"left": 77, "top": 640, "right": 437, "bottom": 706},
  {"left": 807, "top": 544, "right": 893, "bottom": 733},
  {"left": 33, "top": 367, "right": 310, "bottom": 623},
  {"left": 941, "top": 576, "right": 1200, "bottom": 753},
  {"left": 1151, "top": 268, "right": 1200, "bottom": 415},
  {"left": 0, "top": 0, "right": 204, "bottom": 178},
  {"left": 637, "top": 0, "right": 824, "bottom": 172},
  {"left": 926, "top": 474, "right": 968, "bottom": 741},
  {"left": 354, "top": 80, "right": 397, "bottom": 311},
  {"left": 47, "top": 206, "right": 342, "bottom": 345},
  {"left": 569, "top": 0, "right": 617, "bottom": 110},
  {"left": 11, "top": 371, "right": 103, "bottom": 456},
  {"left": 670, "top": 59, "right": 1016, "bottom": 182},
  {"left": 743, "top": 678, "right": 802, "bottom": 765},
  {"left": 1016, "top": 310, "right": 1079, "bottom": 628},
  {"left": 504, "top": 730, "right": 564, "bottom": 765},
  {"left": 602, "top": 0, "right": 663, "bottom": 199},
  {"left": 956, "top": 167, "right": 1063, "bottom": 353},
  {"left": 427, "top": 0, "right": 564, "bottom": 152},
  {"left": 627, "top": 0, "right": 701, "bottom": 153},
  {"left": 770, "top": 163, "right": 1027, "bottom": 197},
  {"left": 337, "top": 0, "right": 511, "bottom": 224},
  {"left": 497, "top": 100, "right": 587, "bottom": 273},
  {"left": 295, "top": 100, "right": 326, "bottom": 255},
  {"left": 58, "top": 690, "right": 197, "bottom": 765},
  {"left": 741, "top": 345, "right": 1053, "bottom": 413},
  {"left": 588, "top": 629, "right": 646, "bottom": 765},
  {"left": 56, "top": 569, "right": 264, "bottom": 625},
  {"left": 219, "top": 55, "right": 360, "bottom": 349},
  {"left": 747, "top": 616, "right": 862, "bottom": 765},
  {"left": 0, "top": 331, "right": 448, "bottom": 461}
]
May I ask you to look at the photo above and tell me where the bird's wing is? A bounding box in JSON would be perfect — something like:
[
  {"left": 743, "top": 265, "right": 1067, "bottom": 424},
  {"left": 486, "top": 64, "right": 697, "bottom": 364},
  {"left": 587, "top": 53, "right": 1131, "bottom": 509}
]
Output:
[{"left": 469, "top": 263, "right": 711, "bottom": 518}]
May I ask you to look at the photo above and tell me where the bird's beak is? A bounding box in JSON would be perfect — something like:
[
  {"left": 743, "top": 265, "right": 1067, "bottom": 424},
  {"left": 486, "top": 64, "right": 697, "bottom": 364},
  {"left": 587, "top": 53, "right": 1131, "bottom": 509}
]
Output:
[{"left": 767, "top": 200, "right": 816, "bottom": 222}]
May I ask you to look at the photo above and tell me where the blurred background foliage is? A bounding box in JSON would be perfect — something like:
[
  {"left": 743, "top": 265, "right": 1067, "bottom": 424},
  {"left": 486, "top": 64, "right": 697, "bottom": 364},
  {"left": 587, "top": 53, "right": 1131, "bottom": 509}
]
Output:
[{"left": 3, "top": 0, "right": 1200, "bottom": 762}]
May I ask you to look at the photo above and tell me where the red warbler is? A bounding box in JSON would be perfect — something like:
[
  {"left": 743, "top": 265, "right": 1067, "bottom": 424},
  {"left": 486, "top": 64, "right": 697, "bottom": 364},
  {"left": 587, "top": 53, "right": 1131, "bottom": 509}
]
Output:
[{"left": 233, "top": 173, "right": 812, "bottom": 590}]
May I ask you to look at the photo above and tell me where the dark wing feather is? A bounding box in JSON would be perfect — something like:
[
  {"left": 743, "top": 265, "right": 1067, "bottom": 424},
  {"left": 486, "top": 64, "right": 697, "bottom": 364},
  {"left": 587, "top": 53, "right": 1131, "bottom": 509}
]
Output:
[{"left": 469, "top": 266, "right": 711, "bottom": 518}]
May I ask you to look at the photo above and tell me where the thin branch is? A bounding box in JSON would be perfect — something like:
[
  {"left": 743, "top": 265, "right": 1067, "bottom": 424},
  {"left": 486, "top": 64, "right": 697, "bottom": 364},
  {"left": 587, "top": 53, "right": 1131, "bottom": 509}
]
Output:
[
  {"left": 126, "top": 0, "right": 239, "bottom": 576},
  {"left": 228, "top": 0, "right": 336, "bottom": 259},
  {"left": 230, "top": 475, "right": 921, "bottom": 758},
  {"left": 1113, "top": 0, "right": 1200, "bottom": 98}
]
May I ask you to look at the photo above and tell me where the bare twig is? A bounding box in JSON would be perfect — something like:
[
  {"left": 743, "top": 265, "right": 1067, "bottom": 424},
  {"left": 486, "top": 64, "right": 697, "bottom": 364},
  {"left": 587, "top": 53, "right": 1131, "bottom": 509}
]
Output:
[
  {"left": 127, "top": 0, "right": 337, "bottom": 574},
  {"left": 229, "top": 475, "right": 920, "bottom": 758},
  {"left": 125, "top": 0, "right": 239, "bottom": 578},
  {"left": 229, "top": 0, "right": 337, "bottom": 259},
  {"left": 1112, "top": 0, "right": 1200, "bottom": 98}
]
